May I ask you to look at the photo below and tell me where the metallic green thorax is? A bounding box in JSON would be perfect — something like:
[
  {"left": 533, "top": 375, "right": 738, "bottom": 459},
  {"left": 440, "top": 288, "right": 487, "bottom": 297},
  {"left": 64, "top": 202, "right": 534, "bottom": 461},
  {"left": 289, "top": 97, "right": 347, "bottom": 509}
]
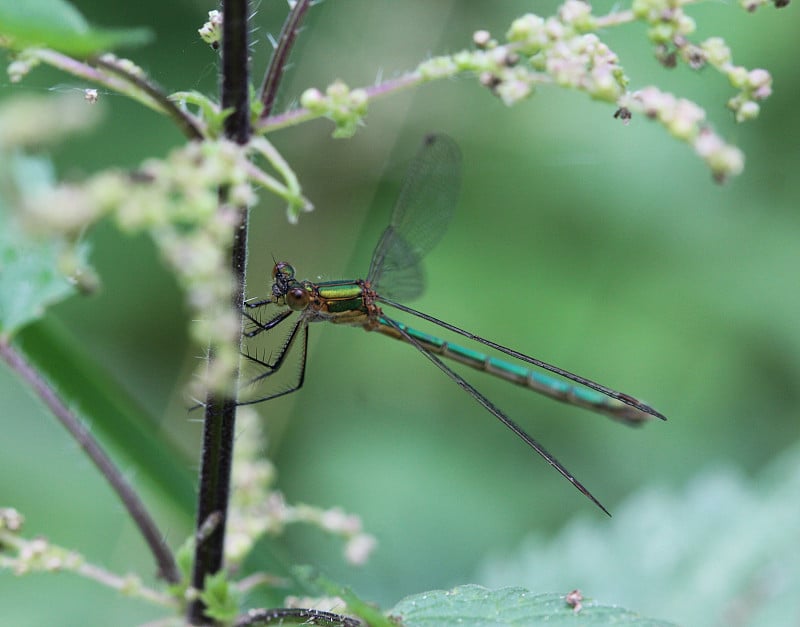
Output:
[{"left": 313, "top": 280, "right": 371, "bottom": 317}]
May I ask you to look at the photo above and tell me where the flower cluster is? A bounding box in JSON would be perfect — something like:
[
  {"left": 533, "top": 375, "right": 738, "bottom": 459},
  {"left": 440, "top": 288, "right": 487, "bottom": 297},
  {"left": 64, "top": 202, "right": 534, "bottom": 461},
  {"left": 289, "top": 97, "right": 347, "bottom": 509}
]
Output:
[
  {"left": 0, "top": 508, "right": 175, "bottom": 606},
  {"left": 740, "top": 0, "right": 791, "bottom": 11},
  {"left": 428, "top": 4, "right": 628, "bottom": 107},
  {"left": 0, "top": 92, "right": 100, "bottom": 147},
  {"left": 198, "top": 10, "right": 223, "bottom": 50},
  {"left": 0, "top": 509, "right": 81, "bottom": 577},
  {"left": 9, "top": 91, "right": 311, "bottom": 399},
  {"left": 300, "top": 80, "right": 369, "bottom": 138},
  {"left": 622, "top": 87, "right": 744, "bottom": 181},
  {"left": 21, "top": 138, "right": 258, "bottom": 397},
  {"left": 632, "top": 1, "right": 775, "bottom": 124},
  {"left": 225, "top": 409, "right": 377, "bottom": 568},
  {"left": 458, "top": 0, "right": 781, "bottom": 181}
]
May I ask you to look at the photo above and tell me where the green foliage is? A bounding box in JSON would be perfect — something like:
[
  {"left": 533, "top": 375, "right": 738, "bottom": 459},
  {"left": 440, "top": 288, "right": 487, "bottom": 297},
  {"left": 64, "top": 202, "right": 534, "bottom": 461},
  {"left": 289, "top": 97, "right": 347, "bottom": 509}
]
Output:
[
  {"left": 14, "top": 318, "right": 196, "bottom": 510},
  {"left": 480, "top": 445, "right": 800, "bottom": 626},
  {"left": 0, "top": 156, "right": 88, "bottom": 337},
  {"left": 170, "top": 91, "right": 233, "bottom": 138},
  {"left": 299, "top": 81, "right": 369, "bottom": 139},
  {"left": 0, "top": 0, "right": 151, "bottom": 55},
  {"left": 0, "top": 215, "right": 80, "bottom": 337},
  {"left": 390, "top": 585, "right": 675, "bottom": 626},
  {"left": 294, "top": 566, "right": 394, "bottom": 627},
  {"left": 0, "top": 0, "right": 796, "bottom": 625},
  {"left": 200, "top": 571, "right": 240, "bottom": 623}
]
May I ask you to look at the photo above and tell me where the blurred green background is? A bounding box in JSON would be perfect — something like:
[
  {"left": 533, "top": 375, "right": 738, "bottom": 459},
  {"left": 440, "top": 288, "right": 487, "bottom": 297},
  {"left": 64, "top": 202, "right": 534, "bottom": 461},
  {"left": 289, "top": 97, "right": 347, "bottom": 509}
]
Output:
[{"left": 1, "top": 1, "right": 799, "bottom": 625}]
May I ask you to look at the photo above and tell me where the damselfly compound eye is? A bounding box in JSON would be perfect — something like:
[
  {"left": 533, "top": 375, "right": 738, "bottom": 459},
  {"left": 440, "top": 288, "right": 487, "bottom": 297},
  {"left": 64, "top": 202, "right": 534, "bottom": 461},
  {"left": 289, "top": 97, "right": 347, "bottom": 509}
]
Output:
[
  {"left": 273, "top": 262, "right": 295, "bottom": 280},
  {"left": 286, "top": 287, "right": 309, "bottom": 311}
]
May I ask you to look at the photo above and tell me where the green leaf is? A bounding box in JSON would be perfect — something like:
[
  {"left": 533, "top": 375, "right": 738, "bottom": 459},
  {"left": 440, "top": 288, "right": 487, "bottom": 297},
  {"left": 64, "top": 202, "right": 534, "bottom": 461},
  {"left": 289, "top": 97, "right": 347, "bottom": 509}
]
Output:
[
  {"left": 293, "top": 566, "right": 394, "bottom": 627},
  {"left": 389, "top": 585, "right": 675, "bottom": 626},
  {"left": 0, "top": 153, "right": 95, "bottom": 337},
  {"left": 479, "top": 445, "right": 800, "bottom": 626},
  {"left": 169, "top": 91, "right": 230, "bottom": 137},
  {"left": 0, "top": 0, "right": 151, "bottom": 56},
  {"left": 0, "top": 208, "right": 83, "bottom": 338},
  {"left": 14, "top": 317, "right": 196, "bottom": 513},
  {"left": 200, "top": 570, "right": 240, "bottom": 623}
]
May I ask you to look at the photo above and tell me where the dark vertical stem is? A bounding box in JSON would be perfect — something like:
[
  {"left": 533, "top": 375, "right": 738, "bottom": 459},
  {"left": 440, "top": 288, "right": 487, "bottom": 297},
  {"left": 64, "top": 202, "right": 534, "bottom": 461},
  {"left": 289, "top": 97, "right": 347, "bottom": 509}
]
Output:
[
  {"left": 187, "top": 0, "right": 251, "bottom": 623},
  {"left": 258, "top": 0, "right": 312, "bottom": 119},
  {"left": 221, "top": 0, "right": 252, "bottom": 144}
]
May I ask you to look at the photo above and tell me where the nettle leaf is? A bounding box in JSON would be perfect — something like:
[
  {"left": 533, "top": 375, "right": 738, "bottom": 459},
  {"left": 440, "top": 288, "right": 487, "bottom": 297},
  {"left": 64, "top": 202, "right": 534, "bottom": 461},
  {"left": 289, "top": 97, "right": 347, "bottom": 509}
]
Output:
[
  {"left": 479, "top": 445, "right": 800, "bottom": 627},
  {"left": 388, "top": 585, "right": 675, "bottom": 626},
  {"left": 200, "top": 571, "right": 240, "bottom": 623},
  {"left": 170, "top": 91, "right": 231, "bottom": 137},
  {"left": 0, "top": 153, "right": 87, "bottom": 336},
  {"left": 0, "top": 0, "right": 151, "bottom": 56},
  {"left": 0, "top": 214, "right": 85, "bottom": 338}
]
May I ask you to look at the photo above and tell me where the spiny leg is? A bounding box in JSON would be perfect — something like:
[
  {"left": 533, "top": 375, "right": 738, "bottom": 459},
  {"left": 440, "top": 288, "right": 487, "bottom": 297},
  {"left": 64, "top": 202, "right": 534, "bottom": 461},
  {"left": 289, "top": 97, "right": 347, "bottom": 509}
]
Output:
[
  {"left": 244, "top": 297, "right": 272, "bottom": 309},
  {"left": 243, "top": 308, "right": 294, "bottom": 340},
  {"left": 238, "top": 319, "right": 309, "bottom": 406}
]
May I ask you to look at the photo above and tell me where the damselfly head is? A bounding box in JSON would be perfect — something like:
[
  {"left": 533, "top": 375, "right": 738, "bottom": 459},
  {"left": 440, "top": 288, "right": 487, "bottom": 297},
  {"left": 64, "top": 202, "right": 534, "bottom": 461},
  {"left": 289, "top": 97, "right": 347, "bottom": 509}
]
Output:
[
  {"left": 272, "top": 261, "right": 296, "bottom": 281},
  {"left": 271, "top": 262, "right": 297, "bottom": 299}
]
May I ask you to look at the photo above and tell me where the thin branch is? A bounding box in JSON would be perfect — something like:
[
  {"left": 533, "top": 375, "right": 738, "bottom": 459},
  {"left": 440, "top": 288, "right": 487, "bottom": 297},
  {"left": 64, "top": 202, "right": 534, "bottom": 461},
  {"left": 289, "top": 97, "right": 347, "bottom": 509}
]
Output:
[
  {"left": 188, "top": 0, "right": 252, "bottom": 623},
  {"left": 93, "top": 55, "right": 205, "bottom": 140},
  {"left": 258, "top": 0, "right": 313, "bottom": 119},
  {"left": 32, "top": 49, "right": 165, "bottom": 111},
  {"left": 257, "top": 71, "right": 421, "bottom": 132},
  {"left": 0, "top": 529, "right": 178, "bottom": 607},
  {"left": 594, "top": 9, "right": 635, "bottom": 28},
  {"left": 0, "top": 338, "right": 180, "bottom": 584},
  {"left": 29, "top": 49, "right": 205, "bottom": 140}
]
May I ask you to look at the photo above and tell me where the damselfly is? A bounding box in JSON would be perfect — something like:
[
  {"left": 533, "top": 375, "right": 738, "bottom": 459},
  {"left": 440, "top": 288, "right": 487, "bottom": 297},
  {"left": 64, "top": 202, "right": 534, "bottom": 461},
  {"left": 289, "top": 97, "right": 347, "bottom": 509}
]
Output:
[{"left": 241, "top": 134, "right": 665, "bottom": 514}]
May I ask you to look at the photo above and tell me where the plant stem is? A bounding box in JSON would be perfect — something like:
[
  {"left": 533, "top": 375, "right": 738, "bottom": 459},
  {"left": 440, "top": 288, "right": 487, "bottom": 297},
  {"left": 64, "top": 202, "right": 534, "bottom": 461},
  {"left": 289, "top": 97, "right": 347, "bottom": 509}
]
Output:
[
  {"left": 257, "top": 71, "right": 420, "bottom": 133},
  {"left": 233, "top": 608, "right": 362, "bottom": 627},
  {"left": 188, "top": 0, "right": 252, "bottom": 623},
  {"left": 221, "top": 1, "right": 252, "bottom": 145},
  {"left": 594, "top": 9, "right": 635, "bottom": 28},
  {"left": 0, "top": 337, "right": 180, "bottom": 584},
  {"left": 32, "top": 49, "right": 204, "bottom": 140},
  {"left": 93, "top": 55, "right": 205, "bottom": 140},
  {"left": 258, "top": 0, "right": 313, "bottom": 119}
]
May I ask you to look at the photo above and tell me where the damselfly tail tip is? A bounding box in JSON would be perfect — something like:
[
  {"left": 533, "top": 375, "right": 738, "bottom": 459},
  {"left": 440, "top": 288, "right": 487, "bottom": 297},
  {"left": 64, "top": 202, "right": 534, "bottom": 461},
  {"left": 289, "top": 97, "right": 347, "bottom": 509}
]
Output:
[
  {"left": 643, "top": 403, "right": 667, "bottom": 422},
  {"left": 593, "top": 497, "right": 612, "bottom": 518},
  {"left": 620, "top": 393, "right": 667, "bottom": 422},
  {"left": 576, "top": 483, "right": 611, "bottom": 517}
]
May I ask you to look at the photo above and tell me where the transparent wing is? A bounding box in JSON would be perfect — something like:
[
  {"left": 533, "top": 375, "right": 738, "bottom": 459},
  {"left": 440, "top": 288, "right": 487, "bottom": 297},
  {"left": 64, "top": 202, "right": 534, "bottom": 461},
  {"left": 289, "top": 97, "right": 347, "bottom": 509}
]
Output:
[{"left": 367, "top": 133, "right": 462, "bottom": 300}]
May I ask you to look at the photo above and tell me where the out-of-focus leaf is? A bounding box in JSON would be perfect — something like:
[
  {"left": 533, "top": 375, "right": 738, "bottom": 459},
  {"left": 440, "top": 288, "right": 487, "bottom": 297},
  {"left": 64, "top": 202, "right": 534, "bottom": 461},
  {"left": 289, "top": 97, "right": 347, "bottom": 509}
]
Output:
[
  {"left": 15, "top": 317, "right": 195, "bottom": 512},
  {"left": 0, "top": 210, "right": 84, "bottom": 338},
  {"left": 0, "top": 0, "right": 151, "bottom": 55},
  {"left": 479, "top": 445, "right": 800, "bottom": 627},
  {"left": 389, "top": 585, "right": 675, "bottom": 626},
  {"left": 0, "top": 95, "right": 102, "bottom": 149},
  {"left": 0, "top": 153, "right": 89, "bottom": 337},
  {"left": 200, "top": 571, "right": 239, "bottom": 623}
]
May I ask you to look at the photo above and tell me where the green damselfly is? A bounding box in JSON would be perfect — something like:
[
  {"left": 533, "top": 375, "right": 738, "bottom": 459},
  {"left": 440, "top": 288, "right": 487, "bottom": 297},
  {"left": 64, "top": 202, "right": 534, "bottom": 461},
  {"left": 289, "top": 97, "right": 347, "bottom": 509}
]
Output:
[{"left": 241, "top": 134, "right": 665, "bottom": 514}]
